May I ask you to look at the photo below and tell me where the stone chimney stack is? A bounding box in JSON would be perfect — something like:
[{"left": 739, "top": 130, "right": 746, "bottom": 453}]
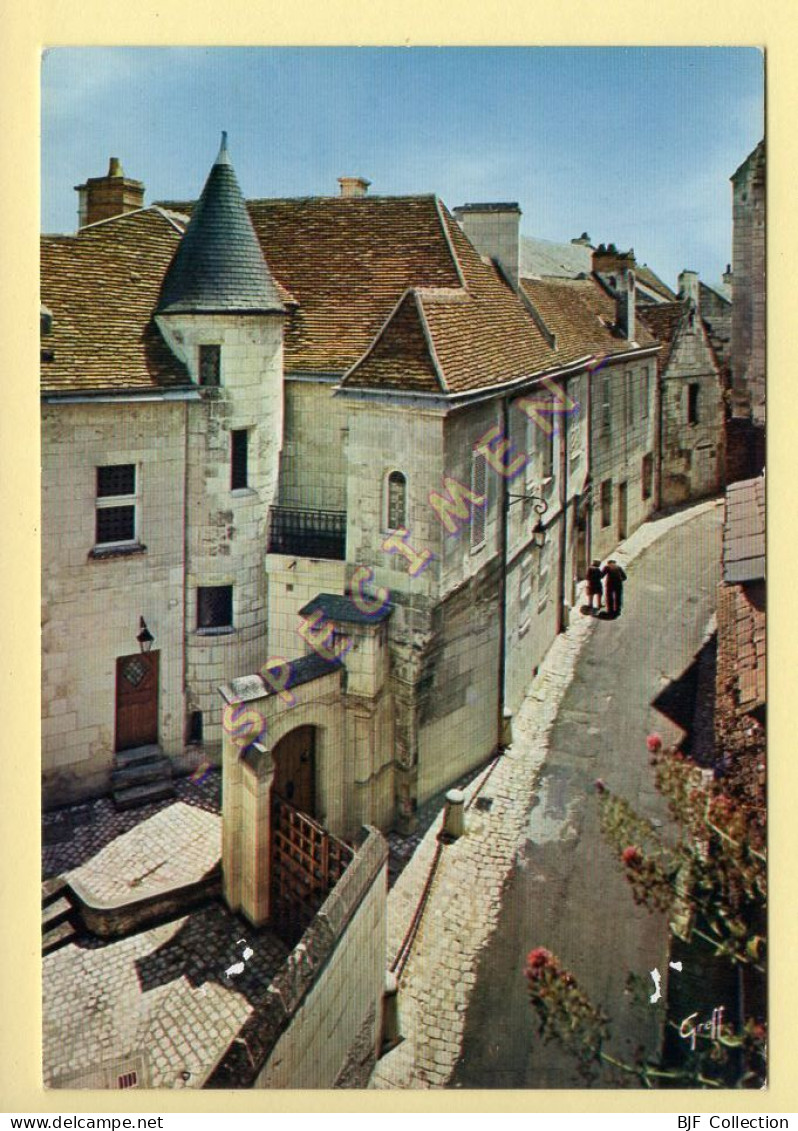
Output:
[
  {"left": 75, "top": 157, "right": 145, "bottom": 229},
  {"left": 571, "top": 232, "right": 593, "bottom": 247},
  {"left": 723, "top": 263, "right": 733, "bottom": 288},
  {"left": 338, "top": 176, "right": 371, "bottom": 198},
  {"left": 617, "top": 268, "right": 636, "bottom": 341},
  {"left": 453, "top": 202, "right": 522, "bottom": 288},
  {"left": 679, "top": 269, "right": 701, "bottom": 311}
]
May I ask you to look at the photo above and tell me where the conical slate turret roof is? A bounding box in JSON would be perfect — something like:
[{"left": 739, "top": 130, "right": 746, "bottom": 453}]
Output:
[{"left": 157, "top": 133, "right": 285, "bottom": 315}]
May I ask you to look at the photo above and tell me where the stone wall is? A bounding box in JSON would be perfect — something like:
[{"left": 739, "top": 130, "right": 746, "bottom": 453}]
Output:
[
  {"left": 660, "top": 320, "right": 725, "bottom": 506},
  {"left": 207, "top": 829, "right": 388, "bottom": 1090},
  {"left": 279, "top": 379, "right": 349, "bottom": 510},
  {"left": 731, "top": 142, "right": 766, "bottom": 422},
  {"left": 157, "top": 313, "right": 284, "bottom": 751},
  {"left": 265, "top": 554, "right": 346, "bottom": 658},
  {"left": 589, "top": 357, "right": 657, "bottom": 563},
  {"left": 41, "top": 401, "right": 188, "bottom": 806}
]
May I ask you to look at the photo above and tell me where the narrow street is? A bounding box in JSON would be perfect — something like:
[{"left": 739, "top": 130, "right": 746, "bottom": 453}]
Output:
[{"left": 452, "top": 504, "right": 723, "bottom": 1088}]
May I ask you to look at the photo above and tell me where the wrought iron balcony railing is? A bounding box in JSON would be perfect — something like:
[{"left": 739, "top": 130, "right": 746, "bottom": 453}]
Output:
[{"left": 268, "top": 505, "right": 347, "bottom": 561}]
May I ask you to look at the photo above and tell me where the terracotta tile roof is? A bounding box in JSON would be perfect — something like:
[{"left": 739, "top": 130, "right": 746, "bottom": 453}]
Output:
[
  {"left": 521, "top": 277, "right": 657, "bottom": 361},
  {"left": 636, "top": 301, "right": 687, "bottom": 372},
  {"left": 159, "top": 194, "right": 467, "bottom": 375},
  {"left": 635, "top": 265, "right": 677, "bottom": 302},
  {"left": 723, "top": 475, "right": 766, "bottom": 583},
  {"left": 41, "top": 208, "right": 191, "bottom": 394},
  {"left": 343, "top": 208, "right": 565, "bottom": 394},
  {"left": 521, "top": 276, "right": 659, "bottom": 360},
  {"left": 716, "top": 579, "right": 766, "bottom": 716}
]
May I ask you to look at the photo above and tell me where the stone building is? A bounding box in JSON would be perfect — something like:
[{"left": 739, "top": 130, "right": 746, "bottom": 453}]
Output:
[
  {"left": 43, "top": 136, "right": 677, "bottom": 837},
  {"left": 638, "top": 271, "right": 726, "bottom": 506},
  {"left": 729, "top": 140, "right": 766, "bottom": 422}
]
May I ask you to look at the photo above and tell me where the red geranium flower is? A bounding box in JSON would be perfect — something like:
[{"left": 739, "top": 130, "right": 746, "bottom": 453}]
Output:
[
  {"left": 646, "top": 733, "right": 663, "bottom": 752},
  {"left": 621, "top": 845, "right": 643, "bottom": 868},
  {"left": 526, "top": 947, "right": 553, "bottom": 969}
]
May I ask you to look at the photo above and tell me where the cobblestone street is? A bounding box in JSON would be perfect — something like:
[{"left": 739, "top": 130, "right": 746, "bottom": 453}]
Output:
[{"left": 371, "top": 498, "right": 722, "bottom": 1090}]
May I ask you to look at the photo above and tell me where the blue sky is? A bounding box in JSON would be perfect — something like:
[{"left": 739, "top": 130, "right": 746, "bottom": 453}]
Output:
[{"left": 41, "top": 47, "right": 764, "bottom": 287}]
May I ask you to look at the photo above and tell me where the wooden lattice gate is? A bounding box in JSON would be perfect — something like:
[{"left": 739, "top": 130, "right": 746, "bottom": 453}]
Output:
[{"left": 270, "top": 798, "right": 353, "bottom": 943}]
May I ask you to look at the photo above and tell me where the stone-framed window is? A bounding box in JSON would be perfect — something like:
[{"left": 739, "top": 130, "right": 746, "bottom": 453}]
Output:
[
  {"left": 642, "top": 453, "right": 654, "bottom": 500},
  {"left": 567, "top": 378, "right": 581, "bottom": 458},
  {"left": 385, "top": 470, "right": 407, "bottom": 531},
  {"left": 470, "top": 450, "right": 487, "bottom": 552},
  {"left": 519, "top": 551, "right": 533, "bottom": 633},
  {"left": 199, "top": 344, "right": 221, "bottom": 387},
  {"left": 601, "top": 478, "right": 613, "bottom": 528},
  {"left": 196, "top": 584, "right": 233, "bottom": 632},
  {"left": 541, "top": 398, "right": 555, "bottom": 480},
  {"left": 687, "top": 383, "right": 700, "bottom": 425},
  {"left": 95, "top": 464, "right": 137, "bottom": 547},
  {"left": 625, "top": 370, "right": 634, "bottom": 427},
  {"left": 601, "top": 377, "right": 611, "bottom": 436},
  {"left": 641, "top": 367, "right": 650, "bottom": 419},
  {"left": 231, "top": 429, "right": 249, "bottom": 491}
]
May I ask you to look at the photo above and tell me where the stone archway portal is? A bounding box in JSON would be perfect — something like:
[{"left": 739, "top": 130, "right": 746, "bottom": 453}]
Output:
[{"left": 271, "top": 725, "right": 316, "bottom": 817}]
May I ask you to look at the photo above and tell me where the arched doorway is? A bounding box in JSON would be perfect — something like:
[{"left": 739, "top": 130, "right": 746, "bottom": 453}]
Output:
[{"left": 271, "top": 724, "right": 316, "bottom": 816}]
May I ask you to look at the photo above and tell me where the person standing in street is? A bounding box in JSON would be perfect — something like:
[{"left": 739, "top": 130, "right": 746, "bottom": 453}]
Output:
[
  {"left": 602, "top": 559, "right": 627, "bottom": 617},
  {"left": 586, "top": 559, "right": 603, "bottom": 614}
]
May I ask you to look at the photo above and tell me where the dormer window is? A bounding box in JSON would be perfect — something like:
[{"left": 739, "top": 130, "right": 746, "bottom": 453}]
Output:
[{"left": 199, "top": 344, "right": 221, "bottom": 387}]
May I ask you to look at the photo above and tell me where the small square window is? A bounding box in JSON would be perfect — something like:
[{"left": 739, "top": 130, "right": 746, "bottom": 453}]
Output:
[
  {"left": 199, "top": 344, "right": 221, "bottom": 387},
  {"left": 197, "top": 585, "right": 233, "bottom": 630},
  {"left": 231, "top": 429, "right": 249, "bottom": 490}
]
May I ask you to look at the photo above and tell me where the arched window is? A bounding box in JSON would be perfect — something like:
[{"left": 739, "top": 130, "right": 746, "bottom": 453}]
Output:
[{"left": 386, "top": 471, "right": 407, "bottom": 531}]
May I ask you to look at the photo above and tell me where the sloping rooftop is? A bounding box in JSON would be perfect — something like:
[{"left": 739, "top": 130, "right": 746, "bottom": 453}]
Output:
[
  {"left": 521, "top": 276, "right": 659, "bottom": 360},
  {"left": 521, "top": 276, "right": 658, "bottom": 360},
  {"left": 723, "top": 475, "right": 766, "bottom": 584},
  {"left": 519, "top": 235, "right": 592, "bottom": 279},
  {"left": 341, "top": 206, "right": 562, "bottom": 394},
  {"left": 157, "top": 134, "right": 285, "bottom": 317},
  {"left": 40, "top": 208, "right": 193, "bottom": 394},
  {"left": 636, "top": 300, "right": 689, "bottom": 372}
]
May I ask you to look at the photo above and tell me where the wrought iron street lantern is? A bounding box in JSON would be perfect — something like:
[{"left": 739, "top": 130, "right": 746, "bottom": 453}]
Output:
[{"left": 136, "top": 616, "right": 155, "bottom": 653}]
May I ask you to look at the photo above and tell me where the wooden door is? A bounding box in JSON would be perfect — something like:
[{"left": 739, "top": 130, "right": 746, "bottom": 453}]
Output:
[
  {"left": 272, "top": 725, "right": 316, "bottom": 816},
  {"left": 115, "top": 651, "right": 159, "bottom": 751},
  {"left": 618, "top": 481, "right": 628, "bottom": 541}
]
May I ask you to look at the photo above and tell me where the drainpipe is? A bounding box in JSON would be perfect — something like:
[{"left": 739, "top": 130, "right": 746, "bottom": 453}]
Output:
[
  {"left": 586, "top": 367, "right": 594, "bottom": 562},
  {"left": 556, "top": 379, "right": 568, "bottom": 634},
  {"left": 496, "top": 396, "right": 510, "bottom": 753}
]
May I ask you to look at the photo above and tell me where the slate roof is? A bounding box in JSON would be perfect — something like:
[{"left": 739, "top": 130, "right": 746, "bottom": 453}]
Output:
[
  {"left": 156, "top": 135, "right": 285, "bottom": 317},
  {"left": 40, "top": 207, "right": 193, "bottom": 394},
  {"left": 519, "top": 235, "right": 593, "bottom": 279},
  {"left": 299, "top": 592, "right": 393, "bottom": 625}
]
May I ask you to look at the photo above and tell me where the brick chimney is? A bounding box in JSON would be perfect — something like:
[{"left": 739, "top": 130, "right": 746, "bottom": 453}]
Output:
[
  {"left": 75, "top": 158, "right": 145, "bottom": 229},
  {"left": 678, "top": 269, "right": 700, "bottom": 311},
  {"left": 453, "top": 202, "right": 521, "bottom": 288},
  {"left": 338, "top": 176, "right": 371, "bottom": 198},
  {"left": 617, "top": 268, "right": 636, "bottom": 341}
]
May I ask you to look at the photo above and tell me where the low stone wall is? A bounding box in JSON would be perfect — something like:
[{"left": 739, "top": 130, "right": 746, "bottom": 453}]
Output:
[{"left": 206, "top": 827, "right": 388, "bottom": 1089}]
